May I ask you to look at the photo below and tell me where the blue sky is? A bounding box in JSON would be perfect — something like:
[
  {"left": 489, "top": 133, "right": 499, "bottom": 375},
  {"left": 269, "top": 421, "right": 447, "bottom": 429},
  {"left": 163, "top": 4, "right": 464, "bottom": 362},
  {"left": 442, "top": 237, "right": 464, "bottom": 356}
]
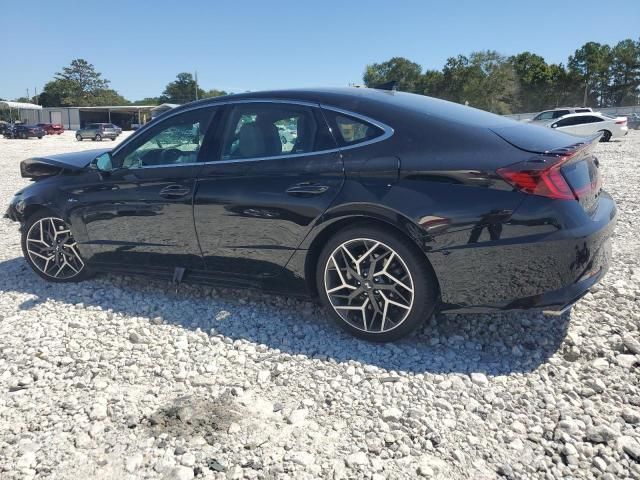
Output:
[{"left": 2, "top": 0, "right": 639, "bottom": 101}]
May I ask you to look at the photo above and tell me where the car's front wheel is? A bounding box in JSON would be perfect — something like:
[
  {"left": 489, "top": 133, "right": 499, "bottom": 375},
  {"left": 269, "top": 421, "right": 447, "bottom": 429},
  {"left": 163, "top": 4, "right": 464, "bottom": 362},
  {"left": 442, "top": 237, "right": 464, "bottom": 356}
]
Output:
[
  {"left": 95, "top": 134, "right": 102, "bottom": 141},
  {"left": 76, "top": 134, "right": 83, "bottom": 141},
  {"left": 21, "top": 212, "right": 89, "bottom": 283},
  {"left": 317, "top": 225, "right": 438, "bottom": 342}
]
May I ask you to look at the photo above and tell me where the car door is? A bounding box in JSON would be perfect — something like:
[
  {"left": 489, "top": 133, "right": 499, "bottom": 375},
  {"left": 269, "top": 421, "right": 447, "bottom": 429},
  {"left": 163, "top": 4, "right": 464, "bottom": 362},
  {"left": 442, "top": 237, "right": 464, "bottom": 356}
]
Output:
[
  {"left": 70, "top": 106, "right": 218, "bottom": 272},
  {"left": 193, "top": 101, "right": 343, "bottom": 279}
]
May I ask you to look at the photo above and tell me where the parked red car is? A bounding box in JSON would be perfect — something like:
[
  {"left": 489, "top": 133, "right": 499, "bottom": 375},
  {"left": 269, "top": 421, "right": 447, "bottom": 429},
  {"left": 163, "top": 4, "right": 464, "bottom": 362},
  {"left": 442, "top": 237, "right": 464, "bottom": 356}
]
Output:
[{"left": 36, "top": 123, "right": 64, "bottom": 135}]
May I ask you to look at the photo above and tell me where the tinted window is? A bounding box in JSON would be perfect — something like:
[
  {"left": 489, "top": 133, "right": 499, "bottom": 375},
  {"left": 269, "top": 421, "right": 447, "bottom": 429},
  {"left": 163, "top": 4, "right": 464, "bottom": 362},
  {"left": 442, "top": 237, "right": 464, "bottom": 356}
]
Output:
[
  {"left": 575, "top": 109, "right": 591, "bottom": 113},
  {"left": 221, "top": 103, "right": 334, "bottom": 160},
  {"left": 323, "top": 110, "right": 384, "bottom": 146},
  {"left": 116, "top": 108, "right": 214, "bottom": 168},
  {"left": 584, "top": 116, "right": 604, "bottom": 123},
  {"left": 555, "top": 117, "right": 580, "bottom": 127},
  {"left": 536, "top": 111, "right": 555, "bottom": 121},
  {"left": 553, "top": 110, "right": 570, "bottom": 118}
]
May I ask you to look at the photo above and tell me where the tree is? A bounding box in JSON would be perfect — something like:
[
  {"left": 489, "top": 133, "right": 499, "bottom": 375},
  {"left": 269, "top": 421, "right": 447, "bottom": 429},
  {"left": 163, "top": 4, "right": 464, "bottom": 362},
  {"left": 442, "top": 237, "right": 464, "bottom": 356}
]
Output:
[
  {"left": 510, "top": 52, "right": 553, "bottom": 112},
  {"left": 131, "top": 97, "right": 162, "bottom": 105},
  {"left": 569, "top": 42, "right": 613, "bottom": 107},
  {"left": 160, "top": 73, "right": 205, "bottom": 104},
  {"left": 39, "top": 59, "right": 127, "bottom": 107},
  {"left": 202, "top": 89, "right": 228, "bottom": 99},
  {"left": 363, "top": 57, "right": 423, "bottom": 93},
  {"left": 609, "top": 39, "right": 640, "bottom": 106}
]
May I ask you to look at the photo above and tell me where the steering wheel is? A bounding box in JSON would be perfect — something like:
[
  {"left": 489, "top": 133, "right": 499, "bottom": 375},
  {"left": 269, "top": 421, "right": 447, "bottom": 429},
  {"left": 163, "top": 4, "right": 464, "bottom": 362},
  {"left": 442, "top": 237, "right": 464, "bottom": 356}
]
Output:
[{"left": 159, "top": 148, "right": 182, "bottom": 165}]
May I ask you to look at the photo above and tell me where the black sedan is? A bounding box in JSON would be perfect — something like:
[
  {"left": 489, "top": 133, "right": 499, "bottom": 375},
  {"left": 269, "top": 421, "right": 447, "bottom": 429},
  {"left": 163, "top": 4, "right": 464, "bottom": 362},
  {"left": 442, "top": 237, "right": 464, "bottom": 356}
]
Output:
[
  {"left": 3, "top": 124, "right": 45, "bottom": 139},
  {"left": 6, "top": 88, "right": 616, "bottom": 341}
]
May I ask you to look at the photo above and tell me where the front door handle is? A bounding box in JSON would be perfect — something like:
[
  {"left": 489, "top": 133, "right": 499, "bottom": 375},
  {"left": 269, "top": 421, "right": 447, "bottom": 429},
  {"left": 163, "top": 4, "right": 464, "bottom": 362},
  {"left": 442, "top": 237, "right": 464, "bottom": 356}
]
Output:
[
  {"left": 159, "top": 184, "right": 191, "bottom": 199},
  {"left": 286, "top": 182, "right": 330, "bottom": 196}
]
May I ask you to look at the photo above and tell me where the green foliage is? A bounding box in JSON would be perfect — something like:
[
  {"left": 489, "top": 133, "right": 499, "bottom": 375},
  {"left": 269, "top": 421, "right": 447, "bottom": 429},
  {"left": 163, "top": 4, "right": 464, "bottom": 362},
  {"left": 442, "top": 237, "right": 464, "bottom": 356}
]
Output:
[
  {"left": 130, "top": 97, "right": 162, "bottom": 106},
  {"left": 160, "top": 73, "right": 205, "bottom": 104},
  {"left": 202, "top": 89, "right": 228, "bottom": 99},
  {"left": 39, "top": 59, "right": 121, "bottom": 107},
  {"left": 364, "top": 57, "right": 423, "bottom": 93},
  {"left": 364, "top": 39, "right": 640, "bottom": 113}
]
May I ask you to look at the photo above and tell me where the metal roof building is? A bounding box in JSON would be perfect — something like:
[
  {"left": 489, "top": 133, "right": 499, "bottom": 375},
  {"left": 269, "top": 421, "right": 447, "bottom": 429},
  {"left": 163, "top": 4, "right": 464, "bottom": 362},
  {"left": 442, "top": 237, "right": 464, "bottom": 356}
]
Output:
[{"left": 3, "top": 104, "right": 157, "bottom": 131}]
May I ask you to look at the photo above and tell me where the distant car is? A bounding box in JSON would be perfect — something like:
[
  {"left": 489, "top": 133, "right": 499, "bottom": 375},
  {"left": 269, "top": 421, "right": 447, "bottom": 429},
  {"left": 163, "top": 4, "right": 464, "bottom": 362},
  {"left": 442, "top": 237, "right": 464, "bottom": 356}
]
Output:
[
  {"left": 75, "top": 123, "right": 118, "bottom": 141},
  {"left": 546, "top": 112, "right": 628, "bottom": 142},
  {"left": 3, "top": 124, "right": 45, "bottom": 139},
  {"left": 527, "top": 107, "right": 593, "bottom": 124},
  {"left": 36, "top": 123, "right": 64, "bottom": 135},
  {"left": 106, "top": 123, "right": 123, "bottom": 135},
  {"left": 627, "top": 113, "right": 640, "bottom": 130}
]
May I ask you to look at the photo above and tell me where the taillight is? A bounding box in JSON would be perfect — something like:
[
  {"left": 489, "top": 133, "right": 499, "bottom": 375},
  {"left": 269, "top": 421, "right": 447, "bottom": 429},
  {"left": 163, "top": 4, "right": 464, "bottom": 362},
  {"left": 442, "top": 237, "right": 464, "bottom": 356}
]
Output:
[
  {"left": 615, "top": 119, "right": 627, "bottom": 125},
  {"left": 497, "top": 155, "right": 576, "bottom": 200}
]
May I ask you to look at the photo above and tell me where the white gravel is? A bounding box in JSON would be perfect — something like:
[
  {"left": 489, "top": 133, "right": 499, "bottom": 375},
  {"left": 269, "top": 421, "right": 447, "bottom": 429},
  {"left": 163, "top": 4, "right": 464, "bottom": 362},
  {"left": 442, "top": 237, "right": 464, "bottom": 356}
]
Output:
[{"left": 0, "top": 131, "right": 639, "bottom": 479}]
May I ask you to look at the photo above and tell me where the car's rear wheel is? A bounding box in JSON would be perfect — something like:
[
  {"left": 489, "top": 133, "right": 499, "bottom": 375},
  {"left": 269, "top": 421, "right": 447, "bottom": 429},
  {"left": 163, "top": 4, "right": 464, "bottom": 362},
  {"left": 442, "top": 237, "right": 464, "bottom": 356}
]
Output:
[
  {"left": 21, "top": 212, "right": 89, "bottom": 283},
  {"left": 95, "top": 134, "right": 102, "bottom": 141},
  {"left": 76, "top": 134, "right": 82, "bottom": 141},
  {"left": 599, "top": 130, "right": 612, "bottom": 142},
  {"left": 317, "top": 225, "right": 438, "bottom": 342},
  {"left": 21, "top": 132, "right": 28, "bottom": 139}
]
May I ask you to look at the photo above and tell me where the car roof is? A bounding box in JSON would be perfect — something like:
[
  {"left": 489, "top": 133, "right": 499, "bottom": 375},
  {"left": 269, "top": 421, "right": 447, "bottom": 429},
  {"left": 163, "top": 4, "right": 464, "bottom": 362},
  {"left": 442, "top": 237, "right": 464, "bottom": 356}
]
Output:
[{"left": 168, "top": 87, "right": 516, "bottom": 129}]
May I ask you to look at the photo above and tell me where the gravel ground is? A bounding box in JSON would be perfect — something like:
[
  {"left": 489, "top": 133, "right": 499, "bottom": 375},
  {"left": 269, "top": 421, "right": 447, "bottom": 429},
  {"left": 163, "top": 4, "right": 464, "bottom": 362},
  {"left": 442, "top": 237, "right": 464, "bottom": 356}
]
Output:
[{"left": 0, "top": 131, "right": 639, "bottom": 480}]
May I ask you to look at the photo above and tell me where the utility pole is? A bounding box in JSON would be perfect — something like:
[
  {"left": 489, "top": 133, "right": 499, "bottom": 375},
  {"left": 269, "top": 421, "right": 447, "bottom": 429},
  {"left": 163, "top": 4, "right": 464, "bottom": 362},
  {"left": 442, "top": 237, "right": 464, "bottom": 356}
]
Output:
[
  {"left": 26, "top": 88, "right": 30, "bottom": 102},
  {"left": 195, "top": 71, "right": 199, "bottom": 101},
  {"left": 34, "top": 87, "right": 38, "bottom": 105}
]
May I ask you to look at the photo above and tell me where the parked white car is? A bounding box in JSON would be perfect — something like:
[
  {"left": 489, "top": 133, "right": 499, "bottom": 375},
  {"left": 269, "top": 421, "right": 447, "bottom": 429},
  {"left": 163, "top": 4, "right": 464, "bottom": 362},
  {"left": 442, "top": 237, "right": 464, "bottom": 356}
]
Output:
[
  {"left": 526, "top": 107, "right": 593, "bottom": 124},
  {"left": 546, "top": 112, "right": 628, "bottom": 142}
]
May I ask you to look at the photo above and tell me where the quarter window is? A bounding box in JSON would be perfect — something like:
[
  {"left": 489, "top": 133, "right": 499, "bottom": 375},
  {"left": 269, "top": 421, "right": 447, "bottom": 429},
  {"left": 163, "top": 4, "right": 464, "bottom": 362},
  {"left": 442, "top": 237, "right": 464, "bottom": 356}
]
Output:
[
  {"left": 221, "top": 103, "right": 334, "bottom": 160},
  {"left": 324, "top": 111, "right": 384, "bottom": 146},
  {"left": 117, "top": 108, "right": 214, "bottom": 168}
]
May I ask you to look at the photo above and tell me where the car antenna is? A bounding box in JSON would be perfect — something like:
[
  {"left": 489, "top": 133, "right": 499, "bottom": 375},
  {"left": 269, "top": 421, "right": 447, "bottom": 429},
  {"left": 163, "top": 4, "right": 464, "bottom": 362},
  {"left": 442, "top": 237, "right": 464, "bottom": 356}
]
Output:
[{"left": 373, "top": 80, "right": 398, "bottom": 91}]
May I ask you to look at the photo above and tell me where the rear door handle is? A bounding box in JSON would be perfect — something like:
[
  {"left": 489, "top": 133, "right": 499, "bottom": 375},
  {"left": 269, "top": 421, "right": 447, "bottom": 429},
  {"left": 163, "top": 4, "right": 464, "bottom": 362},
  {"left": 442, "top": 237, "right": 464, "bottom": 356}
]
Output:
[
  {"left": 159, "top": 184, "right": 191, "bottom": 199},
  {"left": 286, "top": 182, "right": 330, "bottom": 196}
]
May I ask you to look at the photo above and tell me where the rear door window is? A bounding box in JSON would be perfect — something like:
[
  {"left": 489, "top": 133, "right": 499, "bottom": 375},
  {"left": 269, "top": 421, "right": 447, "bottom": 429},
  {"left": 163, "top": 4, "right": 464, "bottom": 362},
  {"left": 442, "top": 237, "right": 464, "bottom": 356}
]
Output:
[
  {"left": 220, "top": 103, "right": 335, "bottom": 160},
  {"left": 553, "top": 110, "right": 570, "bottom": 118}
]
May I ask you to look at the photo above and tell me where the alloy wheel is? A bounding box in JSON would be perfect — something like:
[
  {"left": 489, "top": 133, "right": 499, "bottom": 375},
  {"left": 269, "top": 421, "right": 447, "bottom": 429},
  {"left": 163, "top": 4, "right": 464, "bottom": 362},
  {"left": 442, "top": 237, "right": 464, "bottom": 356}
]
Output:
[
  {"left": 323, "top": 238, "right": 414, "bottom": 333},
  {"left": 25, "top": 217, "right": 85, "bottom": 279}
]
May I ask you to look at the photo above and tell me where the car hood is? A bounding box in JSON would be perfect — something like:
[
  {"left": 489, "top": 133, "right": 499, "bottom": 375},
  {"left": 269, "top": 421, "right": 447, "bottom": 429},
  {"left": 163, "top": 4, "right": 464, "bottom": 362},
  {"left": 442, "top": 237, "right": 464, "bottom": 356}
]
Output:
[{"left": 20, "top": 148, "right": 110, "bottom": 179}]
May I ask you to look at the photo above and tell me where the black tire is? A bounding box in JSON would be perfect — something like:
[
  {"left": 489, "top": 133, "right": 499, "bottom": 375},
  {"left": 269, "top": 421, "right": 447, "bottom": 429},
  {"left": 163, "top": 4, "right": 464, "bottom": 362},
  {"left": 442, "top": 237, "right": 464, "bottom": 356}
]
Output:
[
  {"left": 599, "top": 130, "right": 612, "bottom": 142},
  {"left": 76, "top": 134, "right": 83, "bottom": 141},
  {"left": 21, "top": 210, "right": 92, "bottom": 283},
  {"left": 316, "top": 225, "right": 438, "bottom": 342},
  {"left": 21, "top": 132, "right": 28, "bottom": 139},
  {"left": 37, "top": 136, "right": 43, "bottom": 139},
  {"left": 95, "top": 134, "right": 102, "bottom": 142},
  {"left": 111, "top": 138, "right": 116, "bottom": 141}
]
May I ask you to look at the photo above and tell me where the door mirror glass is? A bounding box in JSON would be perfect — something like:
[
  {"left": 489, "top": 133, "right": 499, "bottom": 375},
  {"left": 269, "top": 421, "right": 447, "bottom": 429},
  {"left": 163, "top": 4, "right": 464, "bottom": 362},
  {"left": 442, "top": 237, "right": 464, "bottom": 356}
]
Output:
[
  {"left": 92, "top": 152, "right": 113, "bottom": 172},
  {"left": 551, "top": 123, "right": 558, "bottom": 128}
]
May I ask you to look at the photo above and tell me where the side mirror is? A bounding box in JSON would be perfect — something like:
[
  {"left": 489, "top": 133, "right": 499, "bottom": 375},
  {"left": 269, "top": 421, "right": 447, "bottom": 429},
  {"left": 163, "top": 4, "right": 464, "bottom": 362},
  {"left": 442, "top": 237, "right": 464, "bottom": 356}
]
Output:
[
  {"left": 91, "top": 152, "right": 113, "bottom": 172},
  {"left": 551, "top": 123, "right": 558, "bottom": 128}
]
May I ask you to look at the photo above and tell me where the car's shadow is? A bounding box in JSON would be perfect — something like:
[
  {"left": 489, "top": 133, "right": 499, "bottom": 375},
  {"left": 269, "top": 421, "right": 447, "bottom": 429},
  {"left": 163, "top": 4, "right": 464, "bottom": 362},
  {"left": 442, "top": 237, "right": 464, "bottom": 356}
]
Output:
[{"left": 1, "top": 257, "right": 571, "bottom": 375}]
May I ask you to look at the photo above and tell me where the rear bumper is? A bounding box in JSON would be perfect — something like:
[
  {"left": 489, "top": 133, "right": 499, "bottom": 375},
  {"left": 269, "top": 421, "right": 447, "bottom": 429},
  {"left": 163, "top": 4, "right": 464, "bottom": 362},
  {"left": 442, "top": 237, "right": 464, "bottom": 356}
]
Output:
[{"left": 431, "top": 192, "right": 616, "bottom": 313}]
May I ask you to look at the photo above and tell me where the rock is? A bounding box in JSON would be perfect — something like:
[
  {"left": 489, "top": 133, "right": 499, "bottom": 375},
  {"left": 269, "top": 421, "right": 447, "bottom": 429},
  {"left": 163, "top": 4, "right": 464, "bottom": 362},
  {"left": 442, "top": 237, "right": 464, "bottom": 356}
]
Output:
[
  {"left": 180, "top": 452, "right": 196, "bottom": 467},
  {"left": 586, "top": 425, "right": 618, "bottom": 443},
  {"left": 592, "top": 456, "right": 607, "bottom": 472},
  {"left": 164, "top": 466, "right": 194, "bottom": 480},
  {"left": 622, "top": 333, "right": 640, "bottom": 354},
  {"left": 616, "top": 354, "right": 638, "bottom": 368},
  {"left": 257, "top": 370, "right": 270, "bottom": 383},
  {"left": 417, "top": 454, "right": 448, "bottom": 477},
  {"left": 88, "top": 402, "right": 107, "bottom": 421},
  {"left": 125, "top": 453, "right": 143, "bottom": 473},
  {"left": 617, "top": 436, "right": 640, "bottom": 461},
  {"left": 591, "top": 358, "right": 609, "bottom": 370},
  {"left": 381, "top": 407, "right": 402, "bottom": 422},
  {"left": 345, "top": 451, "right": 369, "bottom": 467},
  {"left": 287, "top": 408, "right": 308, "bottom": 425},
  {"left": 622, "top": 406, "right": 640, "bottom": 424},
  {"left": 470, "top": 372, "right": 489, "bottom": 386},
  {"left": 288, "top": 451, "right": 315, "bottom": 466},
  {"left": 511, "top": 421, "right": 526, "bottom": 434}
]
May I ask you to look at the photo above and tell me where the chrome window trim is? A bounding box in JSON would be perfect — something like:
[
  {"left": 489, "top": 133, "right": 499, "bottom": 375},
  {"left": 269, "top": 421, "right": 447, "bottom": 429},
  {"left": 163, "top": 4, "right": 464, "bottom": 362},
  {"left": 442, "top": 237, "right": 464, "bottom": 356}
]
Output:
[{"left": 113, "top": 98, "right": 394, "bottom": 170}]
